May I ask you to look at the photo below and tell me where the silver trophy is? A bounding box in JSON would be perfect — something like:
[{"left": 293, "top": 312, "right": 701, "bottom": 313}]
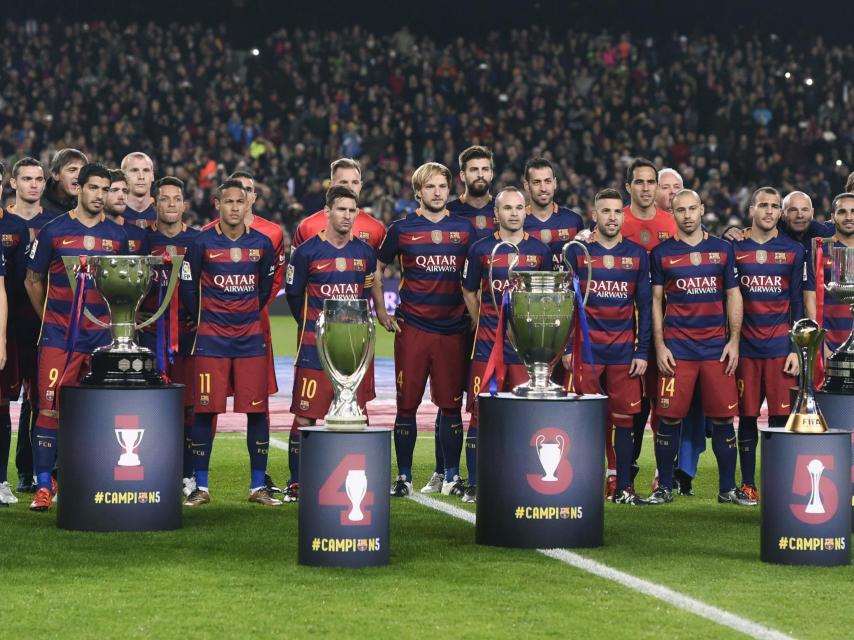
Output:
[
  {"left": 316, "top": 298, "right": 375, "bottom": 430},
  {"left": 488, "top": 240, "right": 592, "bottom": 398},
  {"left": 822, "top": 245, "right": 854, "bottom": 393}
]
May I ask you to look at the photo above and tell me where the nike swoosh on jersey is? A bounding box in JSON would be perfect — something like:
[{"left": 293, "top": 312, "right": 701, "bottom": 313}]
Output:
[
  {"left": 736, "top": 254, "right": 749, "bottom": 261},
  {"left": 781, "top": 403, "right": 790, "bottom": 408},
  {"left": 314, "top": 262, "right": 330, "bottom": 270},
  {"left": 251, "top": 399, "right": 264, "bottom": 406},
  {"left": 209, "top": 252, "right": 223, "bottom": 258},
  {"left": 410, "top": 235, "right": 424, "bottom": 241},
  {"left": 453, "top": 395, "right": 463, "bottom": 402},
  {"left": 61, "top": 239, "right": 76, "bottom": 245},
  {"left": 728, "top": 403, "right": 738, "bottom": 409},
  {"left": 668, "top": 257, "right": 684, "bottom": 265},
  {"left": 630, "top": 400, "right": 641, "bottom": 407}
]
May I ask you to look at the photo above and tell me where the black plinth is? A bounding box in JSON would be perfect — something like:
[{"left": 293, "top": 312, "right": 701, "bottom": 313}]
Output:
[
  {"left": 298, "top": 427, "right": 391, "bottom": 567},
  {"left": 57, "top": 384, "right": 184, "bottom": 532},
  {"left": 760, "top": 429, "right": 851, "bottom": 566},
  {"left": 821, "top": 353, "right": 854, "bottom": 394},
  {"left": 476, "top": 393, "right": 607, "bottom": 549},
  {"left": 815, "top": 390, "right": 854, "bottom": 527},
  {"left": 82, "top": 349, "right": 165, "bottom": 385}
]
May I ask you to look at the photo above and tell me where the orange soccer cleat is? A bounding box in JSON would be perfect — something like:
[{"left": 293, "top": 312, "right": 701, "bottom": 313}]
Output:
[{"left": 29, "top": 487, "right": 54, "bottom": 512}]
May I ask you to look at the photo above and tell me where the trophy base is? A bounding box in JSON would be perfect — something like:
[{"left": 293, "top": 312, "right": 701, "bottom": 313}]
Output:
[
  {"left": 784, "top": 413, "right": 828, "bottom": 434},
  {"left": 82, "top": 350, "right": 167, "bottom": 386},
  {"left": 511, "top": 381, "right": 568, "bottom": 399},
  {"left": 324, "top": 415, "right": 368, "bottom": 431}
]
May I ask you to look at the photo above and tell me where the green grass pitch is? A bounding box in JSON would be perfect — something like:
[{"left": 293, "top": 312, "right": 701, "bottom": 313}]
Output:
[{"left": 270, "top": 315, "right": 395, "bottom": 359}]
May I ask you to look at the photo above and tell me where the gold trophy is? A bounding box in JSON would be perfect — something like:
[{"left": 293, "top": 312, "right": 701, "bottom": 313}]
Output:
[{"left": 784, "top": 318, "right": 829, "bottom": 433}]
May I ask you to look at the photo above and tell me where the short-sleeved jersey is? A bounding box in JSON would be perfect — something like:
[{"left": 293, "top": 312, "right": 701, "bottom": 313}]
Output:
[
  {"left": 806, "top": 237, "right": 852, "bottom": 352},
  {"left": 0, "top": 209, "right": 32, "bottom": 303},
  {"left": 650, "top": 234, "right": 738, "bottom": 361},
  {"left": 181, "top": 224, "right": 275, "bottom": 359},
  {"left": 138, "top": 223, "right": 200, "bottom": 356},
  {"left": 294, "top": 209, "right": 387, "bottom": 253},
  {"left": 377, "top": 211, "right": 474, "bottom": 335},
  {"left": 566, "top": 237, "right": 652, "bottom": 365},
  {"left": 124, "top": 203, "right": 156, "bottom": 228},
  {"left": 733, "top": 232, "right": 805, "bottom": 359},
  {"left": 286, "top": 232, "right": 377, "bottom": 370},
  {"left": 463, "top": 234, "right": 551, "bottom": 363},
  {"left": 622, "top": 206, "right": 677, "bottom": 253},
  {"left": 447, "top": 195, "right": 495, "bottom": 241},
  {"left": 524, "top": 205, "right": 585, "bottom": 270},
  {"left": 27, "top": 211, "right": 130, "bottom": 353}
]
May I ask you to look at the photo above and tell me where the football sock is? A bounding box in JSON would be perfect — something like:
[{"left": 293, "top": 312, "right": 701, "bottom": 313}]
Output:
[
  {"left": 712, "top": 421, "right": 738, "bottom": 493},
  {"left": 465, "top": 425, "right": 478, "bottom": 486},
  {"left": 438, "top": 410, "right": 463, "bottom": 481},
  {"left": 246, "top": 412, "right": 269, "bottom": 490},
  {"left": 614, "top": 426, "right": 634, "bottom": 493},
  {"left": 16, "top": 398, "right": 34, "bottom": 479},
  {"left": 288, "top": 420, "right": 301, "bottom": 484},
  {"left": 737, "top": 416, "right": 758, "bottom": 486},
  {"left": 631, "top": 398, "right": 650, "bottom": 463},
  {"left": 653, "top": 420, "right": 680, "bottom": 490},
  {"left": 433, "top": 412, "right": 444, "bottom": 474},
  {"left": 0, "top": 405, "right": 10, "bottom": 481},
  {"left": 768, "top": 414, "right": 787, "bottom": 430},
  {"left": 32, "top": 425, "right": 58, "bottom": 489},
  {"left": 393, "top": 414, "right": 417, "bottom": 481},
  {"left": 191, "top": 413, "right": 214, "bottom": 489}
]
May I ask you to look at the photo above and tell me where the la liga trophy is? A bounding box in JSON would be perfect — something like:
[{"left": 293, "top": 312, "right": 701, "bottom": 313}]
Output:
[
  {"left": 316, "top": 298, "right": 375, "bottom": 430},
  {"left": 822, "top": 245, "right": 854, "bottom": 394},
  {"left": 63, "top": 255, "right": 182, "bottom": 385},
  {"left": 488, "top": 240, "right": 592, "bottom": 398},
  {"left": 785, "top": 318, "right": 828, "bottom": 433}
]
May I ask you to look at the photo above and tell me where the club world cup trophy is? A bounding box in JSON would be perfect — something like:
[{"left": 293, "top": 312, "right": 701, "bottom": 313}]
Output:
[
  {"left": 316, "top": 298, "right": 375, "bottom": 430},
  {"left": 63, "top": 255, "right": 183, "bottom": 385},
  {"left": 785, "top": 318, "right": 828, "bottom": 433},
  {"left": 488, "top": 240, "right": 592, "bottom": 398},
  {"left": 822, "top": 245, "right": 854, "bottom": 393}
]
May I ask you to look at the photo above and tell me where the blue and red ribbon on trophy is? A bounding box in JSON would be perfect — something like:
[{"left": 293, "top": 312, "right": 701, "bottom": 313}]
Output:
[
  {"left": 814, "top": 238, "right": 825, "bottom": 388},
  {"left": 59, "top": 255, "right": 90, "bottom": 389},
  {"left": 483, "top": 288, "right": 510, "bottom": 396},
  {"left": 570, "top": 273, "right": 600, "bottom": 395}
]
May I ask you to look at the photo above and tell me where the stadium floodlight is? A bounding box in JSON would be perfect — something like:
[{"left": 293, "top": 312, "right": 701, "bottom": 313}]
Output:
[
  {"left": 785, "top": 71, "right": 791, "bottom": 79},
  {"left": 251, "top": 48, "right": 260, "bottom": 56},
  {"left": 837, "top": 159, "right": 843, "bottom": 166},
  {"left": 805, "top": 77, "right": 814, "bottom": 86}
]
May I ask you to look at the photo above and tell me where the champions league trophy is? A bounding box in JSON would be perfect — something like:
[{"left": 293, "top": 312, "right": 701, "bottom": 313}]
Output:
[
  {"left": 822, "top": 245, "right": 854, "bottom": 394},
  {"left": 488, "top": 240, "right": 592, "bottom": 398},
  {"left": 63, "top": 255, "right": 182, "bottom": 385},
  {"left": 785, "top": 318, "right": 828, "bottom": 433},
  {"left": 316, "top": 298, "right": 376, "bottom": 430}
]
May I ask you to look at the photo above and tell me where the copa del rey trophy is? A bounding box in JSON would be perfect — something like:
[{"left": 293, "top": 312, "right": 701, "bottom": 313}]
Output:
[
  {"left": 785, "top": 318, "right": 828, "bottom": 433},
  {"left": 822, "top": 245, "right": 854, "bottom": 394},
  {"left": 63, "top": 255, "right": 182, "bottom": 385},
  {"left": 316, "top": 298, "right": 376, "bottom": 430},
  {"left": 488, "top": 240, "right": 592, "bottom": 398}
]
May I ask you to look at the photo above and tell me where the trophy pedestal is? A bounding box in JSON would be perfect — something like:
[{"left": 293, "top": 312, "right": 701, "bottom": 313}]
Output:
[
  {"left": 475, "top": 393, "right": 607, "bottom": 549},
  {"left": 760, "top": 429, "right": 851, "bottom": 566},
  {"left": 815, "top": 391, "right": 854, "bottom": 528},
  {"left": 56, "top": 385, "right": 184, "bottom": 532},
  {"left": 82, "top": 349, "right": 165, "bottom": 386},
  {"left": 297, "top": 426, "right": 391, "bottom": 567},
  {"left": 821, "top": 353, "right": 854, "bottom": 394}
]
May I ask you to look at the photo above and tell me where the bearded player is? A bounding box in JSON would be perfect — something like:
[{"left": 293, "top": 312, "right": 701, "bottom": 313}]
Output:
[
  {"left": 285, "top": 186, "right": 377, "bottom": 502},
  {"left": 375, "top": 162, "right": 475, "bottom": 497},
  {"left": 461, "top": 187, "right": 551, "bottom": 503},
  {"left": 447, "top": 146, "right": 495, "bottom": 241},
  {"left": 104, "top": 169, "right": 150, "bottom": 255}
]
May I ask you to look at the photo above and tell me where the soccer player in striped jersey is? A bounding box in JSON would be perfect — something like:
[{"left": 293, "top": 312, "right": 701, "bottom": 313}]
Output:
[
  {"left": 733, "top": 187, "right": 804, "bottom": 502},
  {"left": 649, "top": 189, "right": 754, "bottom": 506},
  {"left": 565, "top": 188, "right": 651, "bottom": 505},
  {"left": 461, "top": 187, "right": 551, "bottom": 503},
  {"left": 181, "top": 180, "right": 278, "bottom": 507},
  {"left": 104, "top": 169, "right": 150, "bottom": 255},
  {"left": 25, "top": 163, "right": 130, "bottom": 511},
  {"left": 447, "top": 146, "right": 495, "bottom": 241},
  {"left": 286, "top": 186, "right": 377, "bottom": 501},
  {"left": 522, "top": 157, "right": 584, "bottom": 270},
  {"left": 375, "top": 162, "right": 475, "bottom": 497},
  {"left": 293, "top": 158, "right": 386, "bottom": 251},
  {"left": 120, "top": 152, "right": 156, "bottom": 227}
]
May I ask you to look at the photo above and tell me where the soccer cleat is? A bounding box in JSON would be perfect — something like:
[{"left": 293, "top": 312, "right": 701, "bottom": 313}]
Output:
[
  {"left": 718, "top": 487, "right": 757, "bottom": 507},
  {"left": 182, "top": 477, "right": 197, "bottom": 498},
  {"left": 614, "top": 488, "right": 648, "bottom": 505},
  {"left": 0, "top": 481, "right": 19, "bottom": 504},
  {"left": 673, "top": 469, "right": 694, "bottom": 496},
  {"left": 420, "top": 472, "right": 444, "bottom": 494},
  {"left": 441, "top": 475, "right": 466, "bottom": 497},
  {"left": 646, "top": 486, "right": 673, "bottom": 505},
  {"left": 390, "top": 476, "right": 413, "bottom": 497},
  {"left": 17, "top": 476, "right": 36, "bottom": 493},
  {"left": 282, "top": 482, "right": 300, "bottom": 503},
  {"left": 605, "top": 475, "right": 617, "bottom": 502},
  {"left": 183, "top": 488, "right": 210, "bottom": 507},
  {"left": 740, "top": 483, "right": 760, "bottom": 502},
  {"left": 461, "top": 484, "right": 477, "bottom": 503},
  {"left": 249, "top": 488, "right": 282, "bottom": 506},
  {"left": 29, "top": 487, "right": 53, "bottom": 512},
  {"left": 264, "top": 474, "right": 283, "bottom": 495}
]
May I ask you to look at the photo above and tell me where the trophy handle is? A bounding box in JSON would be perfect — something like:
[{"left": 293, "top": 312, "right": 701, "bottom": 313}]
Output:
[
  {"left": 535, "top": 434, "right": 545, "bottom": 449},
  {"left": 62, "top": 256, "right": 111, "bottom": 329},
  {"left": 134, "top": 255, "right": 184, "bottom": 330},
  {"left": 561, "top": 240, "right": 592, "bottom": 306},
  {"left": 555, "top": 434, "right": 564, "bottom": 455},
  {"left": 488, "top": 240, "right": 520, "bottom": 319}
]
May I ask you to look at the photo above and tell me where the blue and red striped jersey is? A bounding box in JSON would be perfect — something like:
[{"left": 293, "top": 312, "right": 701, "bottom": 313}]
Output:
[
  {"left": 447, "top": 196, "right": 495, "bottom": 240},
  {"left": 114, "top": 218, "right": 150, "bottom": 255},
  {"left": 805, "top": 237, "right": 852, "bottom": 351},
  {"left": 286, "top": 232, "right": 377, "bottom": 370},
  {"left": 566, "top": 237, "right": 652, "bottom": 365},
  {"left": 650, "top": 235, "right": 738, "bottom": 361},
  {"left": 0, "top": 209, "right": 32, "bottom": 306},
  {"left": 27, "top": 211, "right": 130, "bottom": 353},
  {"left": 377, "top": 211, "right": 475, "bottom": 335},
  {"left": 124, "top": 203, "right": 156, "bottom": 228},
  {"left": 181, "top": 223, "right": 275, "bottom": 358},
  {"left": 524, "top": 205, "right": 585, "bottom": 270},
  {"left": 463, "top": 233, "right": 551, "bottom": 363},
  {"left": 138, "top": 223, "right": 200, "bottom": 356},
  {"left": 733, "top": 233, "right": 804, "bottom": 359}
]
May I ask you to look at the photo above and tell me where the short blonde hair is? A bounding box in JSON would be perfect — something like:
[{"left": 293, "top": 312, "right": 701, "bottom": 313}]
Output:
[
  {"left": 330, "top": 157, "right": 361, "bottom": 179},
  {"left": 412, "top": 162, "right": 452, "bottom": 198},
  {"left": 121, "top": 151, "right": 154, "bottom": 171}
]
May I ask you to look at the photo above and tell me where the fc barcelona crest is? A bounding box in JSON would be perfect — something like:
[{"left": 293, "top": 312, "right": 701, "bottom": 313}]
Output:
[
  {"left": 128, "top": 240, "right": 138, "bottom": 252},
  {"left": 526, "top": 254, "right": 538, "bottom": 267},
  {"left": 102, "top": 239, "right": 113, "bottom": 252},
  {"left": 475, "top": 215, "right": 487, "bottom": 230},
  {"left": 709, "top": 252, "right": 720, "bottom": 263},
  {"left": 83, "top": 235, "right": 95, "bottom": 250},
  {"left": 756, "top": 249, "right": 767, "bottom": 264},
  {"left": 359, "top": 231, "right": 370, "bottom": 241},
  {"left": 621, "top": 257, "right": 634, "bottom": 269},
  {"left": 449, "top": 231, "right": 461, "bottom": 244},
  {"left": 558, "top": 228, "right": 569, "bottom": 240},
  {"left": 135, "top": 220, "right": 148, "bottom": 229},
  {"left": 658, "top": 231, "right": 670, "bottom": 241},
  {"left": 640, "top": 230, "right": 651, "bottom": 245},
  {"left": 1, "top": 234, "right": 12, "bottom": 247},
  {"left": 248, "top": 248, "right": 261, "bottom": 262},
  {"left": 335, "top": 257, "right": 347, "bottom": 271},
  {"left": 353, "top": 258, "right": 365, "bottom": 271},
  {"left": 431, "top": 230, "right": 443, "bottom": 244},
  {"left": 603, "top": 255, "right": 615, "bottom": 269},
  {"left": 690, "top": 252, "right": 702, "bottom": 266},
  {"left": 540, "top": 229, "right": 553, "bottom": 244},
  {"left": 774, "top": 252, "right": 787, "bottom": 263},
  {"left": 230, "top": 247, "right": 242, "bottom": 262}
]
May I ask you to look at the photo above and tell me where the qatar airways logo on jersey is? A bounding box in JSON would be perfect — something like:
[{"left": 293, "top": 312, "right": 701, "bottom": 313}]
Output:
[
  {"left": 740, "top": 274, "right": 783, "bottom": 293},
  {"left": 415, "top": 254, "right": 461, "bottom": 273},
  {"left": 320, "top": 283, "right": 360, "bottom": 298},
  {"left": 213, "top": 273, "right": 257, "bottom": 293},
  {"left": 590, "top": 280, "right": 629, "bottom": 299},
  {"left": 675, "top": 276, "right": 719, "bottom": 295},
  {"left": 490, "top": 278, "right": 512, "bottom": 293}
]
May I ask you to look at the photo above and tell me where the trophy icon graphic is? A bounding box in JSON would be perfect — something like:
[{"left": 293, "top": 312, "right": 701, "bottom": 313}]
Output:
[
  {"left": 536, "top": 434, "right": 564, "bottom": 482},
  {"left": 116, "top": 429, "right": 144, "bottom": 466},
  {"left": 113, "top": 415, "right": 145, "bottom": 481},
  {"left": 345, "top": 469, "right": 368, "bottom": 522},
  {"left": 805, "top": 458, "right": 826, "bottom": 514}
]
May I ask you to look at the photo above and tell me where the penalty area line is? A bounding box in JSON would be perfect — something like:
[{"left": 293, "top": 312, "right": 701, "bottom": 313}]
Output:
[{"left": 407, "top": 493, "right": 795, "bottom": 640}]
